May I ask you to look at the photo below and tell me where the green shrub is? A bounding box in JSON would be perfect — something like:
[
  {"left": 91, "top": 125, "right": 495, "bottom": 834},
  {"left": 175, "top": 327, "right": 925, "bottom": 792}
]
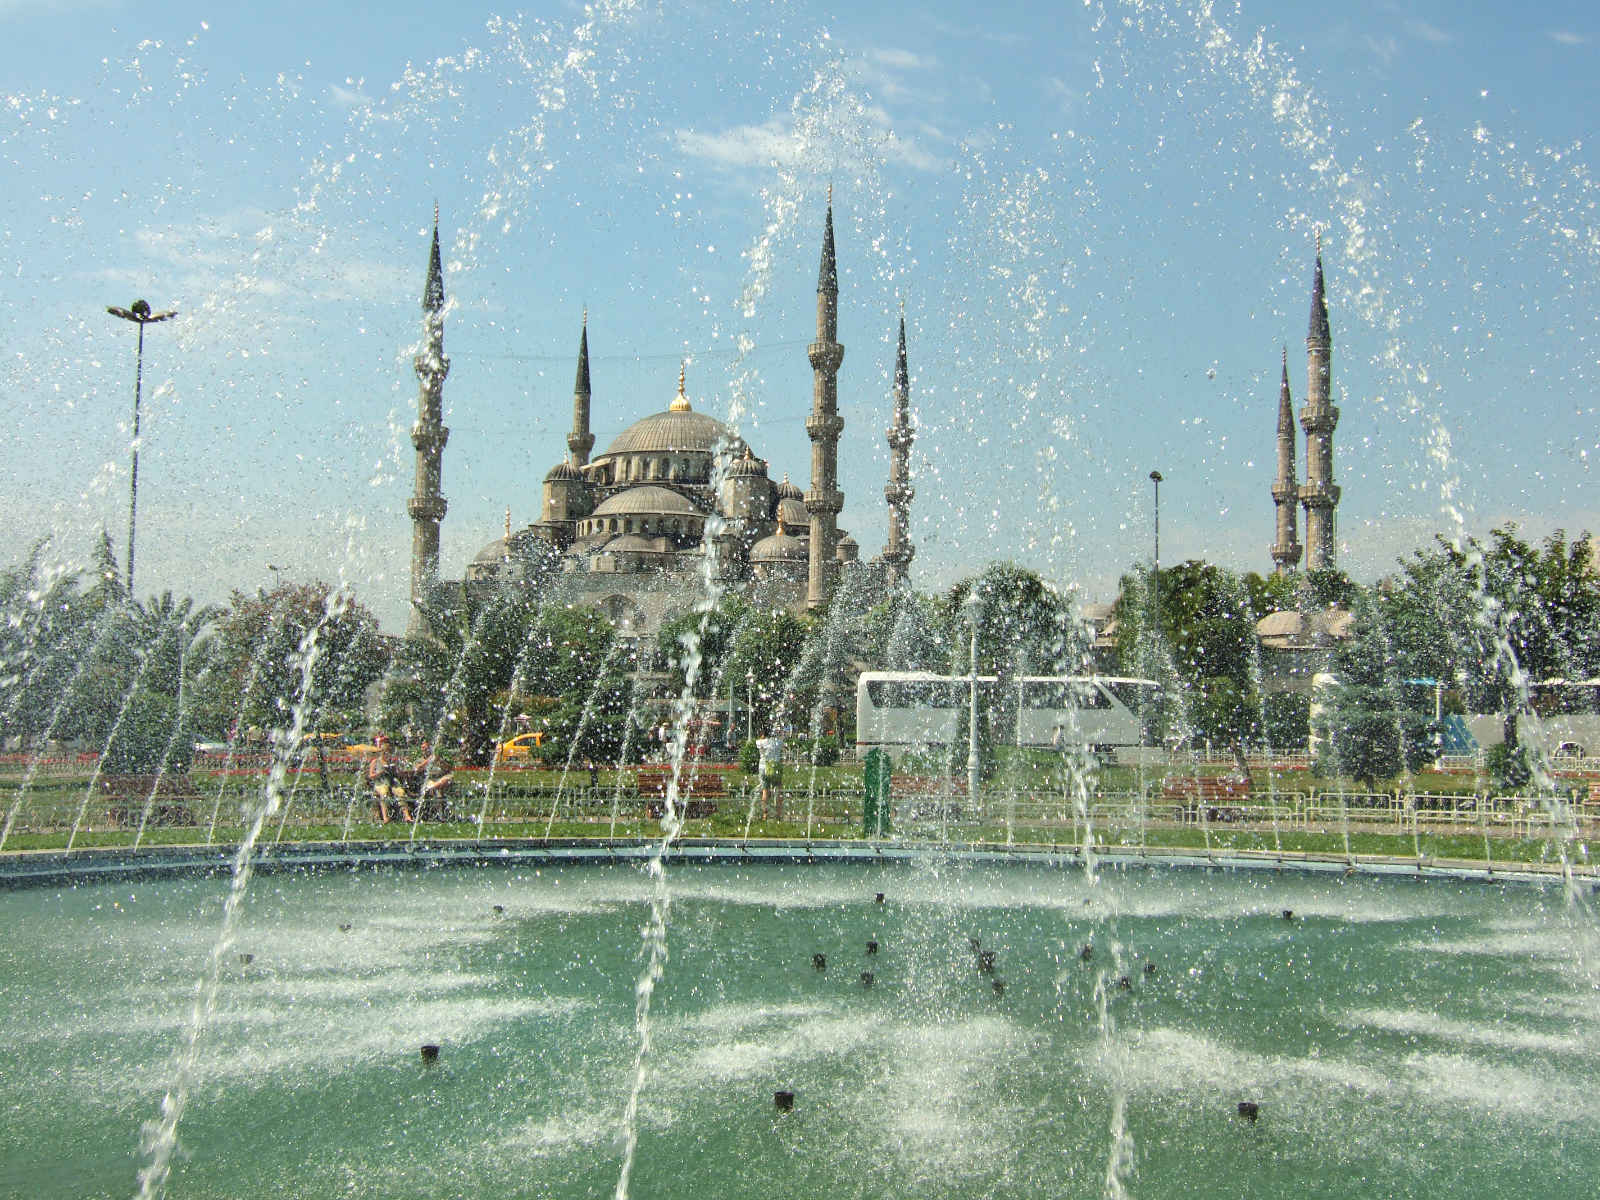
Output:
[
  {"left": 1485, "top": 742, "right": 1532, "bottom": 792},
  {"left": 738, "top": 738, "right": 759, "bottom": 774},
  {"left": 813, "top": 733, "right": 840, "bottom": 767}
]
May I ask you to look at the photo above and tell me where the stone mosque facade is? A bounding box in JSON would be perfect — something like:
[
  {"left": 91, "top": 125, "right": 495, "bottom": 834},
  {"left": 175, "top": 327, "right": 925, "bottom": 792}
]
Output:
[{"left": 402, "top": 201, "right": 919, "bottom": 645}]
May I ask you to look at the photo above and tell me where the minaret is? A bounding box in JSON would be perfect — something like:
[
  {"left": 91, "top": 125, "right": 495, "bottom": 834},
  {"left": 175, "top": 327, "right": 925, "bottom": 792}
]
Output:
[
  {"left": 567, "top": 310, "right": 595, "bottom": 468},
  {"left": 1298, "top": 239, "right": 1340, "bottom": 571},
  {"left": 407, "top": 207, "right": 450, "bottom": 637},
  {"left": 882, "top": 311, "right": 915, "bottom": 588},
  {"left": 1269, "top": 348, "right": 1302, "bottom": 574},
  {"left": 805, "top": 191, "right": 845, "bottom": 608}
]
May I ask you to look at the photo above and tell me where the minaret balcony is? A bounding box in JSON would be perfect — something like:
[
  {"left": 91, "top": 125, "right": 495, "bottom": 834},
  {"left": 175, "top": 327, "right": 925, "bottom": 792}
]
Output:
[
  {"left": 412, "top": 352, "right": 451, "bottom": 381},
  {"left": 805, "top": 412, "right": 845, "bottom": 440},
  {"left": 408, "top": 496, "right": 448, "bottom": 522},
  {"left": 1298, "top": 481, "right": 1341, "bottom": 507},
  {"left": 807, "top": 341, "right": 844, "bottom": 371},
  {"left": 1298, "top": 404, "right": 1340, "bottom": 434},
  {"left": 1271, "top": 482, "right": 1298, "bottom": 503},
  {"left": 885, "top": 482, "right": 914, "bottom": 506},
  {"left": 804, "top": 488, "right": 844, "bottom": 515},
  {"left": 411, "top": 422, "right": 450, "bottom": 451}
]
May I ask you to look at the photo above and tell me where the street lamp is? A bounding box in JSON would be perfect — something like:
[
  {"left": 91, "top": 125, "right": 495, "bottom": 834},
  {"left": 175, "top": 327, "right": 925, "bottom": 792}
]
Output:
[
  {"left": 107, "top": 299, "right": 177, "bottom": 599},
  {"left": 964, "top": 588, "right": 983, "bottom": 807},
  {"left": 1148, "top": 470, "right": 1163, "bottom": 646},
  {"left": 745, "top": 670, "right": 754, "bottom": 744}
]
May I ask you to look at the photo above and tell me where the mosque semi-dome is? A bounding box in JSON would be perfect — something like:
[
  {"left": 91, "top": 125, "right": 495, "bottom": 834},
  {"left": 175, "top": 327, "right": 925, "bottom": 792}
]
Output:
[
  {"left": 589, "top": 485, "right": 702, "bottom": 519},
  {"left": 544, "top": 460, "right": 582, "bottom": 482}
]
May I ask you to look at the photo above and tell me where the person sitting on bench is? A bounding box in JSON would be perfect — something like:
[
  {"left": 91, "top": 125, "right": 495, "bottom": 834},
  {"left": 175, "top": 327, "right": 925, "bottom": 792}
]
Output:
[{"left": 367, "top": 734, "right": 413, "bottom": 824}]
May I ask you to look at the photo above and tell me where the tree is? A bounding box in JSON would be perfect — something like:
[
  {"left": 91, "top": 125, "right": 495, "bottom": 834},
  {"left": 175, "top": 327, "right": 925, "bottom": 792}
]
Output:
[
  {"left": 1313, "top": 592, "right": 1435, "bottom": 787},
  {"left": 1112, "top": 560, "right": 1278, "bottom": 756},
  {"left": 860, "top": 590, "right": 946, "bottom": 673},
  {"left": 197, "top": 582, "right": 386, "bottom": 742},
  {"left": 384, "top": 589, "right": 620, "bottom": 765},
  {"left": 1382, "top": 526, "right": 1599, "bottom": 749},
  {"left": 726, "top": 604, "right": 809, "bottom": 736}
]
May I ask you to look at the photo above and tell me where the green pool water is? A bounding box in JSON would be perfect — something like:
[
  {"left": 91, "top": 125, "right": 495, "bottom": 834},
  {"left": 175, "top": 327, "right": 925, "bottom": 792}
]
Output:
[{"left": 2, "top": 861, "right": 1596, "bottom": 1198}]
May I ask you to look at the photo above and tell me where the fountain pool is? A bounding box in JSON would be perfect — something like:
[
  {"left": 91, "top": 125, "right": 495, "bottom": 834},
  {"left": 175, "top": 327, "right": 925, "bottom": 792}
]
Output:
[{"left": 3, "top": 860, "right": 1597, "bottom": 1198}]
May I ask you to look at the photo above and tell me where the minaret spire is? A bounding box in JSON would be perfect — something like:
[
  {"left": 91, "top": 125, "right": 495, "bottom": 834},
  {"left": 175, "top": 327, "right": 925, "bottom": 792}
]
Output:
[
  {"left": 1299, "top": 238, "right": 1340, "bottom": 571},
  {"left": 1269, "top": 347, "right": 1302, "bottom": 575},
  {"left": 568, "top": 309, "right": 595, "bottom": 467},
  {"left": 407, "top": 207, "right": 451, "bottom": 637},
  {"left": 806, "top": 191, "right": 845, "bottom": 608},
  {"left": 882, "top": 310, "right": 915, "bottom": 588}
]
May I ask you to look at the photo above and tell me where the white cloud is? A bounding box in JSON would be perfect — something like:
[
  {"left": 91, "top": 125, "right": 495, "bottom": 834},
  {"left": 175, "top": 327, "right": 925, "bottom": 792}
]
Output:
[
  {"left": 675, "top": 105, "right": 943, "bottom": 174},
  {"left": 926, "top": 16, "right": 1026, "bottom": 47},
  {"left": 1549, "top": 30, "right": 1587, "bottom": 46},
  {"left": 1402, "top": 17, "right": 1454, "bottom": 45},
  {"left": 1363, "top": 34, "right": 1401, "bottom": 66},
  {"left": 868, "top": 48, "right": 937, "bottom": 72},
  {"left": 328, "top": 83, "right": 371, "bottom": 109}
]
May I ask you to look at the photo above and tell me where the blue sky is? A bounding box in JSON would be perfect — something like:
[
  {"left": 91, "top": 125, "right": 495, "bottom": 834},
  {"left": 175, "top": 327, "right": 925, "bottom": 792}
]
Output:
[{"left": 2, "top": 0, "right": 1596, "bottom": 631}]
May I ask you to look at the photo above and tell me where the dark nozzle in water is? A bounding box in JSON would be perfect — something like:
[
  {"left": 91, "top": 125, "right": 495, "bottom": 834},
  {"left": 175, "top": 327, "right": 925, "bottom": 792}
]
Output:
[
  {"left": 774, "top": 1090, "right": 795, "bottom": 1112},
  {"left": 338, "top": 923, "right": 352, "bottom": 933},
  {"left": 875, "top": 892, "right": 885, "bottom": 904},
  {"left": 1079, "top": 944, "right": 1093, "bottom": 962},
  {"left": 1282, "top": 909, "right": 1295, "bottom": 921},
  {"left": 1117, "top": 976, "right": 1132, "bottom": 990},
  {"left": 977, "top": 950, "right": 997, "bottom": 974},
  {"left": 860, "top": 971, "right": 875, "bottom": 988},
  {"left": 1144, "top": 962, "right": 1158, "bottom": 976},
  {"left": 493, "top": 905, "right": 505, "bottom": 915},
  {"left": 813, "top": 953, "right": 827, "bottom": 971},
  {"left": 1237, "top": 1101, "right": 1259, "bottom": 1122},
  {"left": 866, "top": 940, "right": 879, "bottom": 955},
  {"left": 239, "top": 953, "right": 253, "bottom": 965},
  {"left": 421, "top": 1044, "right": 441, "bottom": 1065},
  {"left": 969, "top": 936, "right": 982, "bottom": 952},
  {"left": 992, "top": 978, "right": 1005, "bottom": 997}
]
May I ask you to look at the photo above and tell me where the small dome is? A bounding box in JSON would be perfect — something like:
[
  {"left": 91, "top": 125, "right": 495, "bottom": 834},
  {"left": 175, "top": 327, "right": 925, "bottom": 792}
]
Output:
[
  {"left": 471, "top": 536, "right": 516, "bottom": 566},
  {"left": 1255, "top": 610, "right": 1305, "bottom": 641},
  {"left": 750, "top": 528, "right": 807, "bottom": 563},
  {"left": 836, "top": 534, "right": 859, "bottom": 563},
  {"left": 777, "top": 496, "right": 808, "bottom": 529},
  {"left": 545, "top": 460, "right": 582, "bottom": 482},
  {"left": 776, "top": 474, "right": 804, "bottom": 501},
  {"left": 727, "top": 448, "right": 767, "bottom": 478},
  {"left": 1256, "top": 607, "right": 1354, "bottom": 650},
  {"left": 590, "top": 485, "right": 701, "bottom": 518}
]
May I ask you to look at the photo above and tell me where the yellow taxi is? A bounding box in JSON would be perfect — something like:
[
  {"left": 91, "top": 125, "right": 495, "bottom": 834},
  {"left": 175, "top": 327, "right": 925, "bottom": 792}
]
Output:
[{"left": 495, "top": 731, "right": 546, "bottom": 762}]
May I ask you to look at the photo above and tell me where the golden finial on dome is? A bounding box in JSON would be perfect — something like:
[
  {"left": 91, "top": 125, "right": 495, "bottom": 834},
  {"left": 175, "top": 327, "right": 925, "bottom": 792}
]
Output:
[
  {"left": 504, "top": 507, "right": 511, "bottom": 538},
  {"left": 669, "top": 360, "right": 692, "bottom": 412}
]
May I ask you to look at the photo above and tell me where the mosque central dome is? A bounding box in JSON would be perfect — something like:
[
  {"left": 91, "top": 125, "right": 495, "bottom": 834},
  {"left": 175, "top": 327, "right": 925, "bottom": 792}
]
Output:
[{"left": 599, "top": 407, "right": 743, "bottom": 458}]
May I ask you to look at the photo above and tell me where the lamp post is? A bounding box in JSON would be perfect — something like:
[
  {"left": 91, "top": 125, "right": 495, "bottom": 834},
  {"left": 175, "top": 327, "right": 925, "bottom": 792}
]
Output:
[
  {"left": 745, "top": 670, "right": 754, "bottom": 744},
  {"left": 1148, "top": 470, "right": 1163, "bottom": 647},
  {"left": 107, "top": 299, "right": 177, "bottom": 599},
  {"left": 965, "top": 588, "right": 983, "bottom": 808}
]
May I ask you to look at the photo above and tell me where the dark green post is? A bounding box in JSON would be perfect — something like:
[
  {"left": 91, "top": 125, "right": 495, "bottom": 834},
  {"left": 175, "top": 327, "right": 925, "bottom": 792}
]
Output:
[{"left": 863, "top": 749, "right": 892, "bottom": 838}]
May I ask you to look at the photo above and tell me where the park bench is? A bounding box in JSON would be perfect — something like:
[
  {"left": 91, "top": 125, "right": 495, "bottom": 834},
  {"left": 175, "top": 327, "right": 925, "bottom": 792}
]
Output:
[
  {"left": 1162, "top": 773, "right": 1251, "bottom": 824},
  {"left": 100, "top": 774, "right": 203, "bottom": 828},
  {"left": 636, "top": 767, "right": 724, "bottom": 819}
]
